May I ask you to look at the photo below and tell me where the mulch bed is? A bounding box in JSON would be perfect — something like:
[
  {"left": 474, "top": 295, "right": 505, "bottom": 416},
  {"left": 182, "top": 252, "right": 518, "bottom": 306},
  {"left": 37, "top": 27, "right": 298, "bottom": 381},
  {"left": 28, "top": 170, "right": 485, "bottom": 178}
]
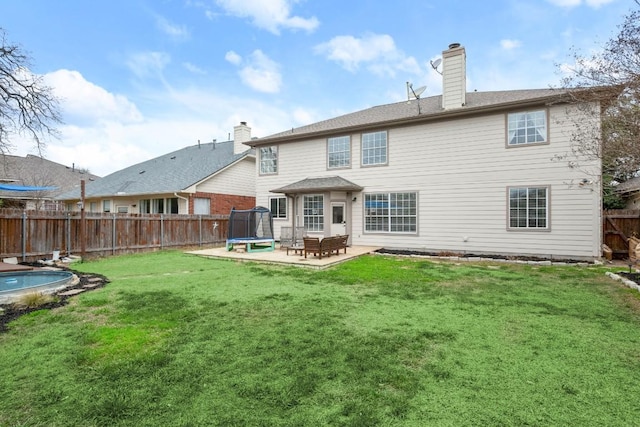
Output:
[
  {"left": 375, "top": 248, "right": 586, "bottom": 264},
  {"left": 0, "top": 264, "right": 109, "bottom": 333}
]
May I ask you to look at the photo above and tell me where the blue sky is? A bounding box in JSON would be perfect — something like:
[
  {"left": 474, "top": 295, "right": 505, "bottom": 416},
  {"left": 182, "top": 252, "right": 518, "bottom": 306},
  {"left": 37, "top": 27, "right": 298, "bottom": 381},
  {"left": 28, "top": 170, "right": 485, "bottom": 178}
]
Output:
[{"left": 1, "top": 0, "right": 633, "bottom": 176}]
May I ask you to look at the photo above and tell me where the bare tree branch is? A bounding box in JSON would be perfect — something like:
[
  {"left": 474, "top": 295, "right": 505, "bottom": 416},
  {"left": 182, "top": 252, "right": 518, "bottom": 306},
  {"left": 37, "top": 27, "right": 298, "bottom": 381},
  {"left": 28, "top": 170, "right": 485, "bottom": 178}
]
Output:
[
  {"left": 559, "top": 2, "right": 640, "bottom": 208},
  {"left": 0, "top": 28, "right": 62, "bottom": 156}
]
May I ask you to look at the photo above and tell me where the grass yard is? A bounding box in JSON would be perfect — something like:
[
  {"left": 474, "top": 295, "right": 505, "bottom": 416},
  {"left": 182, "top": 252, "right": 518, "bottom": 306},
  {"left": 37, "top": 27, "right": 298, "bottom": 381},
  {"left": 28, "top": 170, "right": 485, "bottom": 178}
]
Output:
[{"left": 0, "top": 250, "right": 639, "bottom": 426}]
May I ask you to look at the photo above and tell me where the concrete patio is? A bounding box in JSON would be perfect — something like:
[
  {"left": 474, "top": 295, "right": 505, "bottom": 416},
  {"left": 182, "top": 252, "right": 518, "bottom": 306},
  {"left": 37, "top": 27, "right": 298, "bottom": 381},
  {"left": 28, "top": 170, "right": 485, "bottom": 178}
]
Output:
[{"left": 186, "top": 244, "right": 381, "bottom": 269}]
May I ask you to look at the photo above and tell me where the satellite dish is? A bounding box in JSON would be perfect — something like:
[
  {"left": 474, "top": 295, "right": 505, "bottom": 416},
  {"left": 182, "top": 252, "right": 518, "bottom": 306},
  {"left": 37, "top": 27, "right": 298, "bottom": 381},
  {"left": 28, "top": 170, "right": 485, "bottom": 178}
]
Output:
[
  {"left": 413, "top": 85, "right": 426, "bottom": 97},
  {"left": 430, "top": 58, "right": 442, "bottom": 74}
]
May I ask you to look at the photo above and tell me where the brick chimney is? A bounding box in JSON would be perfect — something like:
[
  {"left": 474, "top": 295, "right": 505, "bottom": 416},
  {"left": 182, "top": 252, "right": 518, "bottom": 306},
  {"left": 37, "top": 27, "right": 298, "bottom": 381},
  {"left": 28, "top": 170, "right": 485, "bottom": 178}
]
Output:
[
  {"left": 442, "top": 43, "right": 466, "bottom": 110},
  {"left": 233, "top": 121, "right": 251, "bottom": 154}
]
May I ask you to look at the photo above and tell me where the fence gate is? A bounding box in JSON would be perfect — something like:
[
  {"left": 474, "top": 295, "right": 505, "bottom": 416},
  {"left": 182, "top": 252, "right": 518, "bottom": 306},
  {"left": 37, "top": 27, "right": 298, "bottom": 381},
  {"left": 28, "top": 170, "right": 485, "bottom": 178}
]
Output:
[{"left": 603, "top": 209, "right": 640, "bottom": 259}]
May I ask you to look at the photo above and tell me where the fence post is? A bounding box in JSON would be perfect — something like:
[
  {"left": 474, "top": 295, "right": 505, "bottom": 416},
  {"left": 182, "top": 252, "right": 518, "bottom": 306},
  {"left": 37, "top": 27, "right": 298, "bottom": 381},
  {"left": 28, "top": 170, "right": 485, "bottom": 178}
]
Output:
[
  {"left": 160, "top": 214, "right": 164, "bottom": 249},
  {"left": 199, "top": 215, "right": 202, "bottom": 246},
  {"left": 112, "top": 214, "right": 117, "bottom": 255},
  {"left": 21, "top": 210, "right": 27, "bottom": 262},
  {"left": 66, "top": 213, "right": 71, "bottom": 257}
]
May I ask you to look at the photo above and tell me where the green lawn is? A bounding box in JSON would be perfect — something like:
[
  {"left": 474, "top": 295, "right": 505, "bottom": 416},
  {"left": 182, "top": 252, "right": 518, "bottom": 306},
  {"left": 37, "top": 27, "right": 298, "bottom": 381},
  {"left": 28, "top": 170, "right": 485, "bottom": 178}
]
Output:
[{"left": 0, "top": 251, "right": 639, "bottom": 426}]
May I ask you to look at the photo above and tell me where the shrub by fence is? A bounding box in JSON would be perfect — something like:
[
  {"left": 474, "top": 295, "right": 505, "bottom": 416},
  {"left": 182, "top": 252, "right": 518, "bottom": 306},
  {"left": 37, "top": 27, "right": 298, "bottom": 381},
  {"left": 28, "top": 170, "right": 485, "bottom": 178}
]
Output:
[{"left": 0, "top": 209, "right": 229, "bottom": 261}]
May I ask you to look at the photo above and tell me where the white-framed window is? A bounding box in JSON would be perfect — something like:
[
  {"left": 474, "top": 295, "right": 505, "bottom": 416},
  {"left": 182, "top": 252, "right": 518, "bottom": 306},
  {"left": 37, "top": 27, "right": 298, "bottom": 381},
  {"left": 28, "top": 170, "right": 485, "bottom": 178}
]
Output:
[
  {"left": 260, "top": 146, "right": 278, "bottom": 174},
  {"left": 328, "top": 136, "right": 351, "bottom": 169},
  {"left": 507, "top": 110, "right": 547, "bottom": 146},
  {"left": 194, "top": 198, "right": 210, "bottom": 215},
  {"left": 364, "top": 192, "right": 417, "bottom": 233},
  {"left": 362, "top": 131, "right": 388, "bottom": 166},
  {"left": 117, "top": 205, "right": 129, "bottom": 213},
  {"left": 139, "top": 199, "right": 151, "bottom": 214},
  {"left": 508, "top": 186, "right": 549, "bottom": 229},
  {"left": 103, "top": 200, "right": 111, "bottom": 213},
  {"left": 303, "top": 194, "right": 324, "bottom": 232},
  {"left": 269, "top": 196, "right": 287, "bottom": 219}
]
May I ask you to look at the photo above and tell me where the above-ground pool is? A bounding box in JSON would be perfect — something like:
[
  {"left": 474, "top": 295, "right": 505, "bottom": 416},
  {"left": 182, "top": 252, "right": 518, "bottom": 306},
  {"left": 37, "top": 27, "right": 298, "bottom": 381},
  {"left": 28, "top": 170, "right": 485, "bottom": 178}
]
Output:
[{"left": 0, "top": 270, "right": 76, "bottom": 303}]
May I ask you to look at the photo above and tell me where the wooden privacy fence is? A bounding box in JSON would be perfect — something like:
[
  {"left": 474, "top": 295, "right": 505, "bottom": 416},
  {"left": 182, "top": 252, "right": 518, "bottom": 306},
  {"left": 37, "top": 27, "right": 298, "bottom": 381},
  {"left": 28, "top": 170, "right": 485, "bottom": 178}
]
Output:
[
  {"left": 603, "top": 209, "right": 640, "bottom": 259},
  {"left": 0, "top": 209, "right": 229, "bottom": 261}
]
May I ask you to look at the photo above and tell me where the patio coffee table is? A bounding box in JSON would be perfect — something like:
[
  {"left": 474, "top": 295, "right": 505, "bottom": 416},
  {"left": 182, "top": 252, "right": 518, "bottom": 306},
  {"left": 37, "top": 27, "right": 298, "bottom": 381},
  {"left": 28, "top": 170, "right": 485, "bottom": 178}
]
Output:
[{"left": 286, "top": 245, "right": 304, "bottom": 256}]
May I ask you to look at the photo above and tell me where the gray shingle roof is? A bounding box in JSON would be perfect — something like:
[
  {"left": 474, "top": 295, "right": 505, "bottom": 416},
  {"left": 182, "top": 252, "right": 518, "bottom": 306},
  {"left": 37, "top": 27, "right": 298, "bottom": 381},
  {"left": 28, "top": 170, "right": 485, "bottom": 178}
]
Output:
[
  {"left": 248, "top": 89, "right": 569, "bottom": 146},
  {"left": 0, "top": 154, "right": 100, "bottom": 199},
  {"left": 271, "top": 176, "right": 363, "bottom": 194},
  {"left": 57, "top": 141, "right": 252, "bottom": 200}
]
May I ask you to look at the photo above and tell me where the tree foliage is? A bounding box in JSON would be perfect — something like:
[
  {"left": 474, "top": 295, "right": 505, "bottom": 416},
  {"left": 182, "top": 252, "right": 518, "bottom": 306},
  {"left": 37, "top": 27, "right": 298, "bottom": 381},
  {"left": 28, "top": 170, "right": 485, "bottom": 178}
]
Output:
[{"left": 0, "top": 28, "right": 61, "bottom": 155}]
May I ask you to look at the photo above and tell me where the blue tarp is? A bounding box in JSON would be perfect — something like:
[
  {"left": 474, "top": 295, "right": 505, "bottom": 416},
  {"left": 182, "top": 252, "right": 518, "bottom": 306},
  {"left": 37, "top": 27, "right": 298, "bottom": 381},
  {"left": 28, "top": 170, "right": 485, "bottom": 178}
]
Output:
[{"left": 0, "top": 184, "right": 57, "bottom": 192}]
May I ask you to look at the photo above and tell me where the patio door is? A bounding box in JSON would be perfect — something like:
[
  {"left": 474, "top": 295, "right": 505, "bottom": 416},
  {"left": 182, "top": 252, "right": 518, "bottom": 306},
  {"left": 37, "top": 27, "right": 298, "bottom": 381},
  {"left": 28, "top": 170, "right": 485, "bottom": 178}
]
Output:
[{"left": 330, "top": 202, "right": 346, "bottom": 236}]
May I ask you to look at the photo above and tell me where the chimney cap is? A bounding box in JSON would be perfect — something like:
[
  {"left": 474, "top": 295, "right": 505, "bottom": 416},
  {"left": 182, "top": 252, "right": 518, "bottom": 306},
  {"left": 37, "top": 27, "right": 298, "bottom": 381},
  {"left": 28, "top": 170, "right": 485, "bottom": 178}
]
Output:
[
  {"left": 240, "top": 121, "right": 247, "bottom": 126},
  {"left": 448, "top": 42, "right": 461, "bottom": 49}
]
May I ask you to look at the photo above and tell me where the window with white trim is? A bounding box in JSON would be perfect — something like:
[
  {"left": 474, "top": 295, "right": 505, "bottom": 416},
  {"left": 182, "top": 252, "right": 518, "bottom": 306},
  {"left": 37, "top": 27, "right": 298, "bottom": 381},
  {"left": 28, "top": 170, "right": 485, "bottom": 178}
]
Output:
[
  {"left": 260, "top": 146, "right": 278, "bottom": 174},
  {"left": 270, "top": 196, "right": 287, "bottom": 219},
  {"left": 362, "top": 131, "right": 387, "bottom": 166},
  {"left": 365, "top": 192, "right": 417, "bottom": 233},
  {"left": 194, "top": 198, "right": 210, "bottom": 215},
  {"left": 103, "top": 200, "right": 111, "bottom": 213},
  {"left": 507, "top": 110, "right": 547, "bottom": 146},
  {"left": 328, "top": 136, "right": 351, "bottom": 168},
  {"left": 508, "top": 187, "right": 548, "bottom": 229},
  {"left": 303, "top": 195, "right": 324, "bottom": 232}
]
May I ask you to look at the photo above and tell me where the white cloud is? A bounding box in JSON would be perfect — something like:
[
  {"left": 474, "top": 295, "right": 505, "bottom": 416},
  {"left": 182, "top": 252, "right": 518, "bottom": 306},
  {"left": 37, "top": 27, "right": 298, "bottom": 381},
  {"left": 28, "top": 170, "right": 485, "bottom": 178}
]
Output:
[
  {"left": 227, "top": 50, "right": 282, "bottom": 93},
  {"left": 155, "top": 16, "right": 190, "bottom": 40},
  {"left": 126, "top": 52, "right": 171, "bottom": 79},
  {"left": 315, "top": 33, "right": 422, "bottom": 78},
  {"left": 214, "top": 0, "right": 319, "bottom": 34},
  {"left": 225, "top": 50, "right": 242, "bottom": 65},
  {"left": 500, "top": 39, "right": 522, "bottom": 50},
  {"left": 13, "top": 69, "right": 303, "bottom": 176},
  {"left": 44, "top": 70, "right": 143, "bottom": 125},
  {"left": 183, "top": 62, "right": 206, "bottom": 74}
]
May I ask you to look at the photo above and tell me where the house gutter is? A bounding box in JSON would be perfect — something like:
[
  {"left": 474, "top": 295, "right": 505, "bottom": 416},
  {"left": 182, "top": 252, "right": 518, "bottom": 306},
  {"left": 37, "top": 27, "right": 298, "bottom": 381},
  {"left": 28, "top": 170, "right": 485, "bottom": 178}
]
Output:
[{"left": 174, "top": 192, "right": 190, "bottom": 213}]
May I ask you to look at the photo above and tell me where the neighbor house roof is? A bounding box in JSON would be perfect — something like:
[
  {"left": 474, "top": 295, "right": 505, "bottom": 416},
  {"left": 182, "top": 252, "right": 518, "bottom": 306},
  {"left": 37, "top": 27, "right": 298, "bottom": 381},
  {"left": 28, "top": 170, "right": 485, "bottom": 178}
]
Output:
[
  {"left": 57, "top": 141, "right": 252, "bottom": 200},
  {"left": 271, "top": 176, "right": 363, "bottom": 194},
  {"left": 0, "top": 154, "right": 100, "bottom": 200},
  {"left": 246, "top": 89, "right": 575, "bottom": 146},
  {"left": 615, "top": 177, "right": 640, "bottom": 194}
]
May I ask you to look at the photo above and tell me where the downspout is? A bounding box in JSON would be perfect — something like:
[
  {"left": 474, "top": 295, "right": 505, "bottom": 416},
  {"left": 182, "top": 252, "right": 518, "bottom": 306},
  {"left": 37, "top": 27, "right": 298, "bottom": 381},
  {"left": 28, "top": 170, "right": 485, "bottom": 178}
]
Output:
[{"left": 174, "top": 192, "right": 190, "bottom": 214}]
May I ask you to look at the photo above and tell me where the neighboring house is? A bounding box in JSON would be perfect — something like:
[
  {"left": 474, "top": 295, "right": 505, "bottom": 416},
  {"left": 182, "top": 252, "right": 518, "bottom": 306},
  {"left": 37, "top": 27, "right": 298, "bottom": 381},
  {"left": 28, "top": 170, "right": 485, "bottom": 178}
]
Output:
[
  {"left": 246, "top": 43, "right": 603, "bottom": 261},
  {"left": 57, "top": 123, "right": 256, "bottom": 215},
  {"left": 614, "top": 177, "right": 640, "bottom": 209},
  {"left": 0, "top": 154, "right": 99, "bottom": 210}
]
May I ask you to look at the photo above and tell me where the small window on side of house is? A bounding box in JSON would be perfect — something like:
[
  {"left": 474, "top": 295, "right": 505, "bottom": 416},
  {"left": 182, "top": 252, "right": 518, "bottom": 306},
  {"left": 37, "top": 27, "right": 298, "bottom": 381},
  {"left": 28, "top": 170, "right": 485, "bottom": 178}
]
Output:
[
  {"left": 361, "top": 131, "right": 388, "bottom": 166},
  {"left": 328, "top": 136, "right": 351, "bottom": 169},
  {"left": 260, "top": 146, "right": 278, "bottom": 175},
  {"left": 269, "top": 196, "right": 287, "bottom": 219}
]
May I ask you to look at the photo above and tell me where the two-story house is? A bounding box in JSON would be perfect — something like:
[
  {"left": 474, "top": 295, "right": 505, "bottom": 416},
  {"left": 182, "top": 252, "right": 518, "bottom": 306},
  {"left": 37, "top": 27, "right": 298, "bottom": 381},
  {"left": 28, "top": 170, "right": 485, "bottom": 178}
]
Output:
[{"left": 246, "top": 43, "right": 602, "bottom": 261}]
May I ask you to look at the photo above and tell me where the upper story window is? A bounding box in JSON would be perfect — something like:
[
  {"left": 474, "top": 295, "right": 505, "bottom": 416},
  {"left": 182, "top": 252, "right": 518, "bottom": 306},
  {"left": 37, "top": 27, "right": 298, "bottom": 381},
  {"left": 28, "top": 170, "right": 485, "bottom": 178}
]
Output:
[
  {"left": 507, "top": 110, "right": 547, "bottom": 146},
  {"left": 362, "top": 131, "right": 388, "bottom": 166},
  {"left": 327, "top": 136, "right": 351, "bottom": 169},
  {"left": 102, "top": 200, "right": 111, "bottom": 213},
  {"left": 260, "top": 146, "right": 278, "bottom": 174},
  {"left": 508, "top": 186, "right": 549, "bottom": 229}
]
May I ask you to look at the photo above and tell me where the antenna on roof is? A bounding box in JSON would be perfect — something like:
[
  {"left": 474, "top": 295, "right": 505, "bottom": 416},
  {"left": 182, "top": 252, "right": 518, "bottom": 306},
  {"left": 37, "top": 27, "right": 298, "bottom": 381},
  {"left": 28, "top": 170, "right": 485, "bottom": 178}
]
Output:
[
  {"left": 406, "top": 82, "right": 425, "bottom": 114},
  {"left": 430, "top": 58, "right": 442, "bottom": 75}
]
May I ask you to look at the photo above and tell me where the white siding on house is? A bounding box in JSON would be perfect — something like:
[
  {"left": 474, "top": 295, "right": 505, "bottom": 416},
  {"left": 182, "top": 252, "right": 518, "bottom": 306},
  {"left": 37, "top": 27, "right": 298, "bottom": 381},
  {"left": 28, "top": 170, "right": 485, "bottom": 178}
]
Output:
[
  {"left": 256, "top": 104, "right": 601, "bottom": 260},
  {"left": 196, "top": 158, "right": 255, "bottom": 197}
]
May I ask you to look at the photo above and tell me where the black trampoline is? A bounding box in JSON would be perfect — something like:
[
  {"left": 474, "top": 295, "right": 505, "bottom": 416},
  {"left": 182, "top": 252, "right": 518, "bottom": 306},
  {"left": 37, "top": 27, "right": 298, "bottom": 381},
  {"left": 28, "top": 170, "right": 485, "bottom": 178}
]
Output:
[{"left": 226, "top": 206, "right": 275, "bottom": 252}]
